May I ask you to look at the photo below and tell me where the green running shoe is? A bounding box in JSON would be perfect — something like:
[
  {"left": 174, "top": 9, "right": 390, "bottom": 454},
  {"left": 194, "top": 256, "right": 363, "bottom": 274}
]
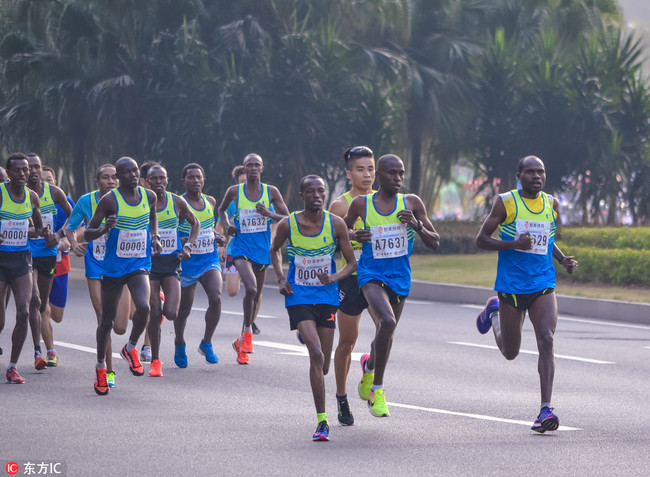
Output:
[
  {"left": 107, "top": 371, "right": 116, "bottom": 388},
  {"left": 358, "top": 353, "right": 374, "bottom": 401},
  {"left": 368, "top": 388, "right": 390, "bottom": 417}
]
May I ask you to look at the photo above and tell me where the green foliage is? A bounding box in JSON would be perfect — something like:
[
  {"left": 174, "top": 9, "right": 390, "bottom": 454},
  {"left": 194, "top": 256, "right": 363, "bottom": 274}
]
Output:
[
  {"left": 557, "top": 227, "right": 650, "bottom": 250},
  {"left": 555, "top": 245, "right": 650, "bottom": 286},
  {"left": 413, "top": 220, "right": 485, "bottom": 255}
]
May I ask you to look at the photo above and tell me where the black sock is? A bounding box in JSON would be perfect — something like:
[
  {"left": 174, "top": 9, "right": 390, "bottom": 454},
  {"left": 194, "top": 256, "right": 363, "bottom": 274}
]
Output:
[{"left": 336, "top": 394, "right": 348, "bottom": 402}]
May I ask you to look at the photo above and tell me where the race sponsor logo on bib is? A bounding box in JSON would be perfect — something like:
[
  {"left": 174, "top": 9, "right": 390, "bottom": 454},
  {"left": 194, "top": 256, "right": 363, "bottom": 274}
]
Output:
[
  {"left": 294, "top": 255, "right": 330, "bottom": 286},
  {"left": 116, "top": 229, "right": 147, "bottom": 258},
  {"left": 515, "top": 219, "right": 550, "bottom": 255},
  {"left": 158, "top": 228, "right": 178, "bottom": 255},
  {"left": 0, "top": 219, "right": 29, "bottom": 247},
  {"left": 239, "top": 208, "right": 267, "bottom": 233},
  {"left": 370, "top": 223, "right": 408, "bottom": 259},
  {"left": 194, "top": 228, "right": 215, "bottom": 254}
]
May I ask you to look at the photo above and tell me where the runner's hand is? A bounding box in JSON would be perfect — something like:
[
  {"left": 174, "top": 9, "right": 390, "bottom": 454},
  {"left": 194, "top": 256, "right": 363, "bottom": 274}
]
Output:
[
  {"left": 278, "top": 277, "right": 293, "bottom": 296},
  {"left": 515, "top": 231, "right": 534, "bottom": 251},
  {"left": 562, "top": 256, "right": 578, "bottom": 274}
]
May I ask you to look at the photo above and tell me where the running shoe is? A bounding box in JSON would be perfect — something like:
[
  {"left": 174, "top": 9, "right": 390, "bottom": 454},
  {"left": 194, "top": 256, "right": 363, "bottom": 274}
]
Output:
[
  {"left": 149, "top": 359, "right": 163, "bottom": 377},
  {"left": 120, "top": 345, "right": 144, "bottom": 376},
  {"left": 477, "top": 296, "right": 499, "bottom": 334},
  {"left": 296, "top": 331, "right": 305, "bottom": 345},
  {"left": 240, "top": 332, "right": 254, "bottom": 353},
  {"left": 358, "top": 353, "right": 374, "bottom": 401},
  {"left": 0, "top": 346, "right": 3, "bottom": 355},
  {"left": 198, "top": 341, "right": 219, "bottom": 364},
  {"left": 232, "top": 338, "right": 250, "bottom": 365},
  {"left": 368, "top": 388, "right": 390, "bottom": 417},
  {"left": 140, "top": 345, "right": 152, "bottom": 363},
  {"left": 6, "top": 367, "right": 25, "bottom": 384},
  {"left": 312, "top": 420, "right": 330, "bottom": 441},
  {"left": 107, "top": 371, "right": 116, "bottom": 388},
  {"left": 34, "top": 352, "right": 47, "bottom": 371},
  {"left": 252, "top": 322, "right": 261, "bottom": 335},
  {"left": 46, "top": 350, "right": 58, "bottom": 367},
  {"left": 94, "top": 367, "right": 109, "bottom": 395},
  {"left": 337, "top": 397, "right": 354, "bottom": 426},
  {"left": 174, "top": 343, "right": 188, "bottom": 368},
  {"left": 531, "top": 407, "right": 559, "bottom": 433}
]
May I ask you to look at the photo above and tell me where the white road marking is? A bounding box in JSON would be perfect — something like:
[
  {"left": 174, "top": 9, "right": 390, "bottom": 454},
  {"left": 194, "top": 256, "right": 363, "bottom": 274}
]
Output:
[
  {"left": 450, "top": 341, "right": 615, "bottom": 364},
  {"left": 53, "top": 338, "right": 581, "bottom": 430},
  {"left": 54, "top": 340, "right": 121, "bottom": 359},
  {"left": 461, "top": 304, "right": 650, "bottom": 330},
  {"left": 191, "top": 307, "right": 278, "bottom": 319},
  {"left": 388, "top": 402, "right": 581, "bottom": 431}
]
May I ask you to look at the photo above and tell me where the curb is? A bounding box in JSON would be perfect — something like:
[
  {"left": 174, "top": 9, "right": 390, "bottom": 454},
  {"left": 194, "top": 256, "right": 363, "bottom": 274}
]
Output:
[{"left": 410, "top": 280, "right": 650, "bottom": 325}]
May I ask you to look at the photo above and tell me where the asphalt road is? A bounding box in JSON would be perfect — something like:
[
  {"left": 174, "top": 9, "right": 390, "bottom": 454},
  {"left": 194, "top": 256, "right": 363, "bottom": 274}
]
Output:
[{"left": 2, "top": 268, "right": 649, "bottom": 476}]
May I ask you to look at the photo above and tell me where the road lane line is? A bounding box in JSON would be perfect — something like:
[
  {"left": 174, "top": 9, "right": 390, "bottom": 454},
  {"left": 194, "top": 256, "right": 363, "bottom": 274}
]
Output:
[
  {"left": 54, "top": 340, "right": 121, "bottom": 359},
  {"left": 449, "top": 341, "right": 615, "bottom": 364},
  {"left": 387, "top": 402, "right": 582, "bottom": 431},
  {"left": 461, "top": 305, "right": 650, "bottom": 330},
  {"left": 53, "top": 338, "right": 581, "bottom": 430},
  {"left": 191, "top": 307, "right": 278, "bottom": 319}
]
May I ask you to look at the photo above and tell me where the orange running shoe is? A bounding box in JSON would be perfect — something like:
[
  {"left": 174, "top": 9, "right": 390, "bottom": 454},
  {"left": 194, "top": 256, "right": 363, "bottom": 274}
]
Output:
[
  {"left": 35, "top": 353, "right": 47, "bottom": 370},
  {"left": 241, "top": 332, "right": 254, "bottom": 354},
  {"left": 232, "top": 338, "right": 250, "bottom": 365},
  {"left": 94, "top": 367, "right": 109, "bottom": 395},
  {"left": 6, "top": 367, "right": 25, "bottom": 384},
  {"left": 149, "top": 359, "right": 163, "bottom": 377},
  {"left": 120, "top": 345, "right": 144, "bottom": 376}
]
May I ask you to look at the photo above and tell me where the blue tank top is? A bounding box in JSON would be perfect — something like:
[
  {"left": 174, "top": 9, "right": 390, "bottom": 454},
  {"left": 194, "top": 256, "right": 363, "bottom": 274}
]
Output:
[
  {"left": 285, "top": 211, "right": 338, "bottom": 307},
  {"left": 101, "top": 187, "right": 152, "bottom": 277},
  {"left": 495, "top": 190, "right": 557, "bottom": 293},
  {"left": 179, "top": 194, "right": 220, "bottom": 277},
  {"left": 357, "top": 192, "right": 415, "bottom": 296},
  {"left": 229, "top": 183, "right": 272, "bottom": 265}
]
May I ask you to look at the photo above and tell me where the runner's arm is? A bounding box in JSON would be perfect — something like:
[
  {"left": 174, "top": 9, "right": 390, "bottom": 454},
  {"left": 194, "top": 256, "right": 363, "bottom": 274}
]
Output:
[
  {"left": 270, "top": 217, "right": 293, "bottom": 296},
  {"left": 318, "top": 216, "right": 357, "bottom": 285},
  {"left": 476, "top": 196, "right": 534, "bottom": 251}
]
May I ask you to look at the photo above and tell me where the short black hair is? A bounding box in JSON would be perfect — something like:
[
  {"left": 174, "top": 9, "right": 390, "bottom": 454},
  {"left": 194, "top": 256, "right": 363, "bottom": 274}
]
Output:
[
  {"left": 343, "top": 146, "right": 374, "bottom": 169},
  {"left": 231, "top": 165, "right": 245, "bottom": 181},
  {"left": 6, "top": 152, "right": 28, "bottom": 170},
  {"left": 140, "top": 160, "right": 160, "bottom": 178},
  {"left": 299, "top": 174, "right": 325, "bottom": 193},
  {"left": 96, "top": 164, "right": 115, "bottom": 180},
  {"left": 181, "top": 162, "right": 205, "bottom": 179}
]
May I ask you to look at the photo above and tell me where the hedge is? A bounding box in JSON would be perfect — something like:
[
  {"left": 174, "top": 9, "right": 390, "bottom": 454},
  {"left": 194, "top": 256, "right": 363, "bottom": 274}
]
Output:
[
  {"left": 557, "top": 227, "right": 650, "bottom": 250},
  {"left": 554, "top": 246, "right": 650, "bottom": 286}
]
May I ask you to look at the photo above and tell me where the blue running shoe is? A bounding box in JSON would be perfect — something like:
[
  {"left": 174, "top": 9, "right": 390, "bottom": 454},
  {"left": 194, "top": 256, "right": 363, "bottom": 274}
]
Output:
[
  {"left": 312, "top": 420, "right": 330, "bottom": 441},
  {"left": 531, "top": 407, "right": 559, "bottom": 433},
  {"left": 174, "top": 343, "right": 188, "bottom": 368},
  {"left": 476, "top": 296, "right": 499, "bottom": 334},
  {"left": 198, "top": 341, "right": 219, "bottom": 364}
]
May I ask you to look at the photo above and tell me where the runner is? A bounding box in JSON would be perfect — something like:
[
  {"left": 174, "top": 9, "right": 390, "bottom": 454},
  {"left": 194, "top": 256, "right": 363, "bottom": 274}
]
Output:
[
  {"left": 1, "top": 153, "right": 47, "bottom": 383},
  {"left": 145, "top": 164, "right": 199, "bottom": 377},
  {"left": 39, "top": 166, "right": 76, "bottom": 366},
  {"left": 475, "top": 155, "right": 578, "bottom": 433},
  {"left": 84, "top": 157, "right": 161, "bottom": 395},
  {"left": 174, "top": 163, "right": 224, "bottom": 368},
  {"left": 66, "top": 164, "right": 136, "bottom": 388},
  {"left": 137, "top": 160, "right": 161, "bottom": 363},
  {"left": 329, "top": 146, "right": 378, "bottom": 425},
  {"left": 220, "top": 165, "right": 246, "bottom": 299},
  {"left": 26, "top": 153, "right": 72, "bottom": 370},
  {"left": 218, "top": 153, "right": 289, "bottom": 364},
  {"left": 344, "top": 154, "right": 439, "bottom": 418},
  {"left": 270, "top": 175, "right": 357, "bottom": 441}
]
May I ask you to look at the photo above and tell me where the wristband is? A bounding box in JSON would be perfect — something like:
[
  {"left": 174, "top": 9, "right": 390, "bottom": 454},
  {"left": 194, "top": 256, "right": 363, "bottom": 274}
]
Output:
[{"left": 416, "top": 220, "right": 423, "bottom": 231}]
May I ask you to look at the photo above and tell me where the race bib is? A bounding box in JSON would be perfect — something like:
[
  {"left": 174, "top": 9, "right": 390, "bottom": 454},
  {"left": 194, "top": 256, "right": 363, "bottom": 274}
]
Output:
[
  {"left": 116, "top": 229, "right": 147, "bottom": 258},
  {"left": 194, "top": 228, "right": 215, "bottom": 254},
  {"left": 42, "top": 213, "right": 54, "bottom": 233},
  {"left": 515, "top": 219, "right": 550, "bottom": 255},
  {"left": 239, "top": 208, "right": 268, "bottom": 233},
  {"left": 294, "top": 255, "right": 330, "bottom": 286},
  {"left": 93, "top": 234, "right": 106, "bottom": 261},
  {"left": 371, "top": 223, "right": 408, "bottom": 259},
  {"left": 158, "top": 228, "right": 178, "bottom": 255},
  {"left": 0, "top": 219, "right": 29, "bottom": 247}
]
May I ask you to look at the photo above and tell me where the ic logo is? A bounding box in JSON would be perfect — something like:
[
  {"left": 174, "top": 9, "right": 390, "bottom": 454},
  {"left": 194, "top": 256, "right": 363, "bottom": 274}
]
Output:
[{"left": 5, "top": 462, "right": 19, "bottom": 475}]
